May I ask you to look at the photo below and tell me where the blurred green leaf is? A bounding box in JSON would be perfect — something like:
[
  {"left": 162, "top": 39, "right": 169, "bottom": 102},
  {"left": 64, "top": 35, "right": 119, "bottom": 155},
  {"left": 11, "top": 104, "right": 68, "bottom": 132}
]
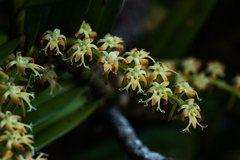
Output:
[
  {"left": 21, "top": 84, "right": 88, "bottom": 126},
  {"left": 0, "top": 27, "right": 8, "bottom": 45},
  {"left": 86, "top": 0, "right": 124, "bottom": 40},
  {"left": 33, "top": 96, "right": 87, "bottom": 134},
  {"left": 142, "top": 0, "right": 216, "bottom": 59},
  {"left": 34, "top": 97, "right": 104, "bottom": 150},
  {"left": 23, "top": 0, "right": 64, "bottom": 7},
  {"left": 46, "top": 0, "right": 91, "bottom": 37},
  {"left": 0, "top": 37, "right": 20, "bottom": 65},
  {"left": 25, "top": 6, "right": 43, "bottom": 51}
]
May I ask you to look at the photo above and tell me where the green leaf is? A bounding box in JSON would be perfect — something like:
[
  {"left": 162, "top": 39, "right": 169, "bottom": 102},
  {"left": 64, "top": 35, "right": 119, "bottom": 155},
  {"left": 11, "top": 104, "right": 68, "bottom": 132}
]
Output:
[
  {"left": 0, "top": 27, "right": 8, "bottom": 45},
  {"left": 23, "top": 0, "right": 64, "bottom": 7},
  {"left": 21, "top": 85, "right": 88, "bottom": 126},
  {"left": 142, "top": 0, "right": 216, "bottom": 59},
  {"left": 46, "top": 0, "right": 91, "bottom": 37},
  {"left": 33, "top": 96, "right": 87, "bottom": 134},
  {"left": 34, "top": 97, "right": 104, "bottom": 150},
  {"left": 25, "top": 6, "right": 43, "bottom": 51},
  {"left": 0, "top": 37, "right": 20, "bottom": 65},
  {"left": 86, "top": 0, "right": 124, "bottom": 40}
]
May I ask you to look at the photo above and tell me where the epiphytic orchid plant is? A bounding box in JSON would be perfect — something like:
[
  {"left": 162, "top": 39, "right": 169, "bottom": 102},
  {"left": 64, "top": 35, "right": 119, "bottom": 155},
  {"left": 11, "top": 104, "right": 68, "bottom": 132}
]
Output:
[{"left": 0, "top": 0, "right": 237, "bottom": 159}]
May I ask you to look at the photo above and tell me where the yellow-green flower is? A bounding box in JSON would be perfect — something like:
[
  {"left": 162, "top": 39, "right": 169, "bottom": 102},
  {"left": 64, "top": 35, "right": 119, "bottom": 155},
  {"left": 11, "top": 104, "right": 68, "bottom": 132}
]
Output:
[
  {"left": 75, "top": 21, "right": 97, "bottom": 39},
  {"left": 66, "top": 39, "right": 97, "bottom": 69},
  {"left": 173, "top": 81, "right": 201, "bottom": 101},
  {"left": 97, "top": 33, "right": 124, "bottom": 53},
  {"left": 178, "top": 99, "right": 207, "bottom": 132},
  {"left": 193, "top": 72, "right": 210, "bottom": 90},
  {"left": 181, "top": 57, "right": 201, "bottom": 75},
  {"left": 139, "top": 81, "right": 172, "bottom": 113},
  {"left": 0, "top": 129, "right": 34, "bottom": 151},
  {"left": 40, "top": 64, "right": 62, "bottom": 95},
  {"left": 41, "top": 28, "right": 67, "bottom": 56},
  {"left": 148, "top": 62, "right": 178, "bottom": 82},
  {"left": 97, "top": 51, "right": 126, "bottom": 74},
  {"left": 206, "top": 61, "right": 225, "bottom": 79},
  {"left": 0, "top": 83, "right": 35, "bottom": 112},
  {"left": 119, "top": 66, "right": 147, "bottom": 93},
  {"left": 17, "top": 151, "right": 47, "bottom": 160},
  {"left": 0, "top": 111, "right": 32, "bottom": 133},
  {"left": 6, "top": 52, "right": 45, "bottom": 77},
  {"left": 123, "top": 48, "right": 155, "bottom": 66}
]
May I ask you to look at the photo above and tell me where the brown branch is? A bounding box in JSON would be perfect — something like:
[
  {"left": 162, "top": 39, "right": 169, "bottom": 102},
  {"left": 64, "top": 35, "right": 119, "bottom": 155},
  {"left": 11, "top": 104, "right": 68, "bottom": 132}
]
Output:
[{"left": 107, "top": 107, "right": 175, "bottom": 160}]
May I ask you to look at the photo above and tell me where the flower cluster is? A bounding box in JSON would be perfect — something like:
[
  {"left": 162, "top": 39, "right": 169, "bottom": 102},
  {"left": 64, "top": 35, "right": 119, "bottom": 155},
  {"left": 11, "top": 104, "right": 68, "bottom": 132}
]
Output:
[{"left": 0, "top": 52, "right": 48, "bottom": 159}]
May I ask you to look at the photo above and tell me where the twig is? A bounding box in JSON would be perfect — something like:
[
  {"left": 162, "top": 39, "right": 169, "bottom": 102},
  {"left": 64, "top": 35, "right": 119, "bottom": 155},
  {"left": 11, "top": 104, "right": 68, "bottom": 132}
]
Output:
[{"left": 107, "top": 107, "right": 175, "bottom": 160}]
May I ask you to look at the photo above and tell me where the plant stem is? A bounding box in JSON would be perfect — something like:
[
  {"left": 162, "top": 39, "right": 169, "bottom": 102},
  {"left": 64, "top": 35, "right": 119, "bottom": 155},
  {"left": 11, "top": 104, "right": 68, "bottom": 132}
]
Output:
[
  {"left": 14, "top": 71, "right": 22, "bottom": 84},
  {"left": 168, "top": 102, "right": 178, "bottom": 121},
  {"left": 227, "top": 92, "right": 236, "bottom": 111}
]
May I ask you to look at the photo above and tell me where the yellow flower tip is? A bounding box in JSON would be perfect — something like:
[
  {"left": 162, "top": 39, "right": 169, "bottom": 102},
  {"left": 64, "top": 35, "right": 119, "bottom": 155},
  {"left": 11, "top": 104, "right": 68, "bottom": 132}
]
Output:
[
  {"left": 41, "top": 28, "right": 67, "bottom": 56},
  {"left": 97, "top": 33, "right": 124, "bottom": 53},
  {"left": 76, "top": 21, "right": 97, "bottom": 40},
  {"left": 96, "top": 51, "right": 125, "bottom": 74}
]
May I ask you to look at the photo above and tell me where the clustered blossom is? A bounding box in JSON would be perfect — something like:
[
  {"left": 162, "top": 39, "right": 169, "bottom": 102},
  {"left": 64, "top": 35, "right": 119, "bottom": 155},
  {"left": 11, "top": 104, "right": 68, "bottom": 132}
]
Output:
[
  {"left": 139, "top": 81, "right": 172, "bottom": 113},
  {"left": 75, "top": 21, "right": 97, "bottom": 40},
  {"left": 0, "top": 111, "right": 32, "bottom": 133},
  {"left": 0, "top": 21, "right": 214, "bottom": 159},
  {"left": 97, "top": 51, "right": 126, "bottom": 74},
  {"left": 6, "top": 52, "right": 45, "bottom": 77},
  {"left": 40, "top": 64, "right": 62, "bottom": 95},
  {"left": 0, "top": 129, "right": 34, "bottom": 151},
  {"left": 0, "top": 51, "right": 47, "bottom": 159},
  {"left": 206, "top": 61, "right": 225, "bottom": 79},
  {"left": 0, "top": 83, "right": 35, "bottom": 112},
  {"left": 148, "top": 62, "right": 178, "bottom": 82},
  {"left": 174, "top": 81, "right": 201, "bottom": 101},
  {"left": 66, "top": 39, "right": 97, "bottom": 69},
  {"left": 181, "top": 57, "right": 201, "bottom": 75},
  {"left": 97, "top": 33, "right": 124, "bottom": 53},
  {"left": 193, "top": 72, "right": 210, "bottom": 90},
  {"left": 41, "top": 28, "right": 67, "bottom": 56},
  {"left": 123, "top": 48, "right": 155, "bottom": 66},
  {"left": 119, "top": 66, "right": 147, "bottom": 94},
  {"left": 178, "top": 99, "right": 207, "bottom": 132}
]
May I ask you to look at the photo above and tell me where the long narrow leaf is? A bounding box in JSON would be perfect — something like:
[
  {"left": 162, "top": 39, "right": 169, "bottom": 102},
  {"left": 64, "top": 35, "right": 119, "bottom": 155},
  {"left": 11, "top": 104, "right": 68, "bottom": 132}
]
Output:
[{"left": 34, "top": 97, "right": 104, "bottom": 150}]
